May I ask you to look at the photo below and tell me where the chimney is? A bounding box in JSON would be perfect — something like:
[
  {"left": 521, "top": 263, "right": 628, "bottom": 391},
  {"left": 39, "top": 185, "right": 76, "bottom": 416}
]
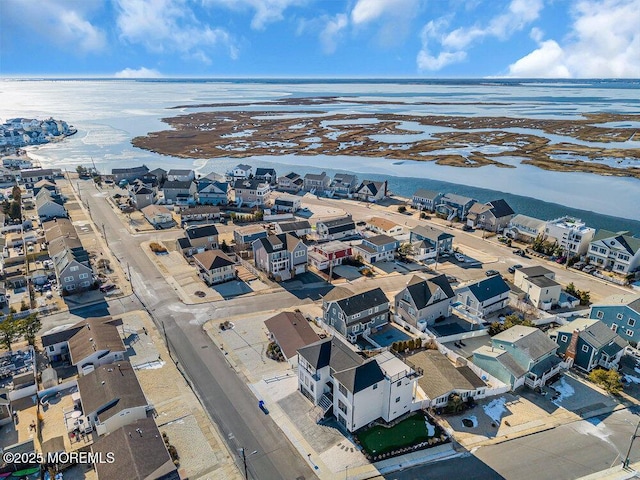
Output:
[
  {"left": 136, "top": 428, "right": 143, "bottom": 437},
  {"left": 564, "top": 329, "right": 580, "bottom": 364}
]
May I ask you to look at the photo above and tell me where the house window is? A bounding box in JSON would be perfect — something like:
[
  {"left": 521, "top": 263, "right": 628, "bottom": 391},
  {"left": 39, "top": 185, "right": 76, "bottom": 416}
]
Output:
[
  {"left": 628, "top": 329, "right": 634, "bottom": 338},
  {"left": 63, "top": 276, "right": 74, "bottom": 282},
  {"left": 70, "top": 266, "right": 79, "bottom": 272},
  {"left": 48, "top": 346, "right": 54, "bottom": 352},
  {"left": 582, "top": 345, "right": 589, "bottom": 353},
  {"left": 629, "top": 318, "right": 636, "bottom": 327},
  {"left": 339, "top": 384, "right": 347, "bottom": 396},
  {"left": 353, "top": 324, "right": 360, "bottom": 333},
  {"left": 596, "top": 311, "right": 604, "bottom": 319},
  {"left": 612, "top": 324, "right": 618, "bottom": 332},
  {"left": 560, "top": 335, "right": 568, "bottom": 343},
  {"left": 397, "top": 380, "right": 402, "bottom": 387},
  {"left": 79, "top": 273, "right": 89, "bottom": 279},
  {"left": 617, "top": 313, "right": 624, "bottom": 320},
  {"left": 373, "top": 384, "right": 378, "bottom": 390},
  {"left": 338, "top": 400, "right": 347, "bottom": 414},
  {"left": 295, "top": 250, "right": 305, "bottom": 258}
]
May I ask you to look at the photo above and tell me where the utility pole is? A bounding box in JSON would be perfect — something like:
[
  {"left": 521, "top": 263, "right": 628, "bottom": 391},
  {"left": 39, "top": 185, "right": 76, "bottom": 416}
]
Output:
[
  {"left": 102, "top": 223, "right": 108, "bottom": 247},
  {"left": 238, "top": 448, "right": 257, "bottom": 479},
  {"left": 161, "top": 319, "right": 173, "bottom": 362},
  {"left": 623, "top": 419, "right": 640, "bottom": 468}
]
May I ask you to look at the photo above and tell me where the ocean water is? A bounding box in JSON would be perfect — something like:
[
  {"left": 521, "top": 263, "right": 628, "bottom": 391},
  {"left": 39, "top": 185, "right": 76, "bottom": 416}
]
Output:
[{"left": 0, "top": 78, "right": 638, "bottom": 231}]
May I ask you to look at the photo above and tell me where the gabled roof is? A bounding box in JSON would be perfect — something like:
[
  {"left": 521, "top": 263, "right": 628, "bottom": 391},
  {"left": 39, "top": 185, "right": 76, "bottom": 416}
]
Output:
[
  {"left": 92, "top": 418, "right": 179, "bottom": 480},
  {"left": 556, "top": 318, "right": 627, "bottom": 352},
  {"left": 234, "top": 163, "right": 252, "bottom": 171},
  {"left": 332, "top": 173, "right": 357, "bottom": 185},
  {"left": 335, "top": 287, "right": 389, "bottom": 317},
  {"left": 233, "top": 178, "right": 269, "bottom": 190},
  {"left": 167, "top": 169, "right": 193, "bottom": 176},
  {"left": 41, "top": 317, "right": 123, "bottom": 347},
  {"left": 333, "top": 360, "right": 385, "bottom": 394},
  {"left": 322, "top": 286, "right": 353, "bottom": 302},
  {"left": 492, "top": 325, "right": 557, "bottom": 361},
  {"left": 162, "top": 180, "right": 193, "bottom": 189},
  {"left": 592, "top": 294, "right": 640, "bottom": 313},
  {"left": 254, "top": 233, "right": 302, "bottom": 254},
  {"left": 404, "top": 274, "right": 455, "bottom": 309},
  {"left": 277, "top": 220, "right": 311, "bottom": 232},
  {"left": 186, "top": 224, "right": 218, "bottom": 239},
  {"left": 487, "top": 199, "right": 515, "bottom": 218},
  {"left": 441, "top": 193, "right": 476, "bottom": 206},
  {"left": 367, "top": 217, "right": 400, "bottom": 232},
  {"left": 298, "top": 336, "right": 363, "bottom": 371},
  {"left": 408, "top": 350, "right": 485, "bottom": 400},
  {"left": 141, "top": 204, "right": 171, "bottom": 216},
  {"left": 193, "top": 249, "right": 234, "bottom": 271},
  {"left": 68, "top": 319, "right": 125, "bottom": 365},
  {"left": 591, "top": 230, "right": 640, "bottom": 255},
  {"left": 413, "top": 189, "right": 441, "bottom": 200},
  {"left": 77, "top": 362, "right": 148, "bottom": 422},
  {"left": 356, "top": 180, "right": 385, "bottom": 196},
  {"left": 255, "top": 167, "right": 276, "bottom": 176},
  {"left": 465, "top": 275, "right": 510, "bottom": 303},
  {"left": 196, "top": 181, "right": 228, "bottom": 194},
  {"left": 318, "top": 216, "right": 355, "bottom": 229},
  {"left": 112, "top": 165, "right": 148, "bottom": 175},
  {"left": 304, "top": 172, "right": 328, "bottom": 181},
  {"left": 363, "top": 234, "right": 397, "bottom": 247},
  {"left": 509, "top": 214, "right": 546, "bottom": 231},
  {"left": 176, "top": 237, "right": 191, "bottom": 249},
  {"left": 410, "top": 225, "right": 454, "bottom": 242},
  {"left": 264, "top": 311, "right": 320, "bottom": 360}
]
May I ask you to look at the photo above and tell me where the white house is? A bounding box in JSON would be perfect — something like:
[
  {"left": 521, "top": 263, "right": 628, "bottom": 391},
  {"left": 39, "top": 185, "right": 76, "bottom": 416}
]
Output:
[
  {"left": 366, "top": 217, "right": 404, "bottom": 237},
  {"left": 192, "top": 249, "right": 236, "bottom": 285},
  {"left": 233, "top": 178, "right": 271, "bottom": 206},
  {"left": 297, "top": 337, "right": 420, "bottom": 432},
  {"left": 544, "top": 217, "right": 595, "bottom": 256},
  {"left": 316, "top": 217, "right": 357, "bottom": 241},
  {"left": 504, "top": 214, "right": 547, "bottom": 243},
  {"left": 513, "top": 266, "right": 562, "bottom": 311},
  {"left": 588, "top": 230, "right": 640, "bottom": 275},
  {"left": 141, "top": 205, "right": 173, "bottom": 227},
  {"left": 166, "top": 169, "right": 195, "bottom": 182},
  {"left": 230, "top": 164, "right": 253, "bottom": 180},
  {"left": 354, "top": 180, "right": 387, "bottom": 202}
]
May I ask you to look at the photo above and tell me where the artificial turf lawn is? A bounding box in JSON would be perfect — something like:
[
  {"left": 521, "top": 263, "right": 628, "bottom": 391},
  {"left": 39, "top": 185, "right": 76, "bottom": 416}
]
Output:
[{"left": 357, "top": 413, "right": 440, "bottom": 456}]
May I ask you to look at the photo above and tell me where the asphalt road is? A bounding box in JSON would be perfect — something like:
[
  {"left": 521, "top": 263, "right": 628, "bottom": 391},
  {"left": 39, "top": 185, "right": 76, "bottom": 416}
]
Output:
[
  {"left": 75, "top": 181, "right": 316, "bottom": 480},
  {"left": 375, "top": 408, "right": 640, "bottom": 480}
]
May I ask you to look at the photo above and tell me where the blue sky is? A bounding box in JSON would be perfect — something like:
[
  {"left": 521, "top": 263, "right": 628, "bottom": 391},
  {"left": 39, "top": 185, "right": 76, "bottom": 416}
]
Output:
[{"left": 1, "top": 0, "right": 639, "bottom": 78}]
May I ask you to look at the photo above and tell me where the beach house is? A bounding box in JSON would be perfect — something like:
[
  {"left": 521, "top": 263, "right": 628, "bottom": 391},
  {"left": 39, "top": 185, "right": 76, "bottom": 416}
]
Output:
[
  {"left": 166, "top": 169, "right": 195, "bottom": 182},
  {"left": 353, "top": 235, "right": 398, "bottom": 264},
  {"left": 409, "top": 225, "right": 454, "bottom": 260},
  {"left": 366, "top": 217, "right": 404, "bottom": 237},
  {"left": 192, "top": 249, "right": 236, "bottom": 285},
  {"left": 394, "top": 274, "right": 455, "bottom": 330},
  {"left": 504, "top": 214, "right": 547, "bottom": 243},
  {"left": 303, "top": 172, "right": 331, "bottom": 194},
  {"left": 252, "top": 233, "right": 307, "bottom": 281},
  {"left": 587, "top": 230, "right": 640, "bottom": 274},
  {"left": 466, "top": 199, "right": 515, "bottom": 232},
  {"left": 233, "top": 178, "right": 271, "bottom": 206},
  {"left": 330, "top": 173, "right": 358, "bottom": 197},
  {"left": 513, "top": 266, "right": 562, "bottom": 311},
  {"left": 277, "top": 172, "right": 303, "bottom": 193},
  {"left": 316, "top": 216, "right": 357, "bottom": 241},
  {"left": 412, "top": 189, "right": 443, "bottom": 212},
  {"left": 435, "top": 193, "right": 477, "bottom": 221},
  {"left": 455, "top": 275, "right": 511, "bottom": 318},
  {"left": 354, "top": 180, "right": 387, "bottom": 203},
  {"left": 544, "top": 217, "right": 596, "bottom": 256},
  {"left": 589, "top": 294, "right": 640, "bottom": 343},
  {"left": 255, "top": 167, "right": 277, "bottom": 185},
  {"left": 322, "top": 287, "right": 389, "bottom": 343},
  {"left": 195, "top": 179, "right": 231, "bottom": 205}
]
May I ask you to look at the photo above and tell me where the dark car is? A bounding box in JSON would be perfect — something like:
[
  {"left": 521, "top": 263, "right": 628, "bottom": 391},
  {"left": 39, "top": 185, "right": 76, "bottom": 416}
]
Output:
[
  {"left": 99, "top": 283, "right": 116, "bottom": 293},
  {"left": 513, "top": 249, "right": 526, "bottom": 257},
  {"left": 508, "top": 264, "right": 523, "bottom": 274},
  {"left": 462, "top": 225, "right": 473, "bottom": 232},
  {"left": 485, "top": 269, "right": 500, "bottom": 277}
]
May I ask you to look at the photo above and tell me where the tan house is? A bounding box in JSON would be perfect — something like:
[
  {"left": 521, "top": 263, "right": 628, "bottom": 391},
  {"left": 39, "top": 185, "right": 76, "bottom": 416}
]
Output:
[
  {"left": 193, "top": 249, "right": 235, "bottom": 285},
  {"left": 264, "top": 311, "right": 320, "bottom": 366},
  {"left": 141, "top": 205, "right": 173, "bottom": 227},
  {"left": 366, "top": 217, "right": 404, "bottom": 236}
]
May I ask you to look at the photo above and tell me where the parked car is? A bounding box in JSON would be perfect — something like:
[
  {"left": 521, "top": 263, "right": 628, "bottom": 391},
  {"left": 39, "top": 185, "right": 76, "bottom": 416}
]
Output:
[
  {"left": 462, "top": 225, "right": 473, "bottom": 232},
  {"left": 99, "top": 283, "right": 116, "bottom": 293},
  {"left": 445, "top": 275, "right": 458, "bottom": 284},
  {"left": 454, "top": 253, "right": 466, "bottom": 262},
  {"left": 485, "top": 269, "right": 500, "bottom": 277},
  {"left": 583, "top": 265, "right": 597, "bottom": 274},
  {"left": 556, "top": 256, "right": 567, "bottom": 264},
  {"left": 572, "top": 262, "right": 586, "bottom": 270},
  {"left": 508, "top": 264, "right": 523, "bottom": 274},
  {"left": 513, "top": 249, "right": 526, "bottom": 257}
]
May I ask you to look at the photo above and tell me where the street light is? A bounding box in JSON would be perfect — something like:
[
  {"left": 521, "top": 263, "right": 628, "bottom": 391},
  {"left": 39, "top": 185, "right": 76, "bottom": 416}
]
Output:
[{"left": 239, "top": 447, "right": 257, "bottom": 479}]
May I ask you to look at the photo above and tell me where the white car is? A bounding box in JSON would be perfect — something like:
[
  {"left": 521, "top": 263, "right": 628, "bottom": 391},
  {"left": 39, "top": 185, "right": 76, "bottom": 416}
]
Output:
[{"left": 454, "top": 253, "right": 465, "bottom": 262}]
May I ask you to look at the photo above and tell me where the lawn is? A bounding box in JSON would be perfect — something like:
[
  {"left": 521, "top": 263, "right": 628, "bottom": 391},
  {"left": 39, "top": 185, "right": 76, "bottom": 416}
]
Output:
[{"left": 357, "top": 412, "right": 442, "bottom": 457}]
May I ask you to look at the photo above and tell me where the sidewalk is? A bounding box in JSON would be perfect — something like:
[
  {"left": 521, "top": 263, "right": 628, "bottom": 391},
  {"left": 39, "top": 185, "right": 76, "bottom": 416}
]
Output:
[{"left": 576, "top": 462, "right": 640, "bottom": 480}]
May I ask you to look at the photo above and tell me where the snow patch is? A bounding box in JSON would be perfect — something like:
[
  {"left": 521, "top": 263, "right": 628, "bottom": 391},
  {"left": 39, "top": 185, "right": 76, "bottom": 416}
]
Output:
[
  {"left": 425, "top": 419, "right": 436, "bottom": 437},
  {"left": 483, "top": 398, "right": 507, "bottom": 424},
  {"left": 552, "top": 377, "right": 575, "bottom": 405}
]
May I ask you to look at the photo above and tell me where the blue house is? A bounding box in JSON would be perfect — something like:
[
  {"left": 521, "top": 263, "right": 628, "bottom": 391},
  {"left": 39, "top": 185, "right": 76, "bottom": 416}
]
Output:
[
  {"left": 589, "top": 294, "right": 640, "bottom": 344},
  {"left": 409, "top": 225, "right": 454, "bottom": 261},
  {"left": 473, "top": 325, "right": 564, "bottom": 390},
  {"left": 551, "top": 318, "right": 626, "bottom": 372},
  {"left": 435, "top": 193, "right": 477, "bottom": 221},
  {"left": 353, "top": 234, "right": 399, "bottom": 264},
  {"left": 412, "top": 189, "right": 443, "bottom": 212},
  {"left": 196, "top": 179, "right": 230, "bottom": 205}
]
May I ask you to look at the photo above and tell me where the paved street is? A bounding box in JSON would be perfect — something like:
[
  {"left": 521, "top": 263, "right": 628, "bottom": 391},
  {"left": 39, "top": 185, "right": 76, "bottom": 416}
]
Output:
[
  {"left": 376, "top": 408, "right": 640, "bottom": 480},
  {"left": 71, "top": 180, "right": 316, "bottom": 480}
]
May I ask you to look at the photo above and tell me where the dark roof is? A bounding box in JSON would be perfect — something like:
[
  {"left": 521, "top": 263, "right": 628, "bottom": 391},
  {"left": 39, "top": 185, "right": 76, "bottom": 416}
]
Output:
[
  {"left": 404, "top": 274, "right": 455, "bottom": 309},
  {"left": 411, "top": 225, "right": 454, "bottom": 242},
  {"left": 363, "top": 234, "right": 396, "bottom": 247},
  {"left": 112, "top": 166, "right": 149, "bottom": 175},
  {"left": 163, "top": 180, "right": 193, "bottom": 190},
  {"left": 167, "top": 169, "right": 193, "bottom": 176},
  {"left": 297, "top": 337, "right": 363, "bottom": 371},
  {"left": 487, "top": 199, "right": 515, "bottom": 218},
  {"left": 92, "top": 418, "right": 179, "bottom": 480},
  {"left": 582, "top": 320, "right": 627, "bottom": 351},
  {"left": 176, "top": 237, "right": 191, "bottom": 249},
  {"left": 528, "top": 276, "right": 560, "bottom": 288},
  {"left": 441, "top": 193, "right": 476, "bottom": 206},
  {"left": 235, "top": 163, "right": 252, "bottom": 171},
  {"left": 530, "top": 355, "right": 562, "bottom": 377},
  {"left": 319, "top": 216, "right": 355, "bottom": 231},
  {"left": 277, "top": 220, "right": 311, "bottom": 232},
  {"left": 254, "top": 233, "right": 302, "bottom": 254},
  {"left": 333, "top": 360, "right": 385, "bottom": 394},
  {"left": 233, "top": 178, "right": 268, "bottom": 190},
  {"left": 193, "top": 249, "right": 234, "bottom": 271},
  {"left": 186, "top": 224, "right": 218, "bottom": 239},
  {"left": 466, "top": 275, "right": 510, "bottom": 303},
  {"left": 304, "top": 172, "right": 328, "bottom": 181},
  {"left": 519, "top": 266, "right": 553, "bottom": 278},
  {"left": 264, "top": 311, "right": 320, "bottom": 360},
  {"left": 284, "top": 171, "right": 300, "bottom": 180},
  {"left": 77, "top": 362, "right": 148, "bottom": 422},
  {"left": 335, "top": 287, "right": 389, "bottom": 317},
  {"left": 408, "top": 350, "right": 485, "bottom": 400},
  {"left": 356, "top": 180, "right": 385, "bottom": 196},
  {"left": 255, "top": 167, "right": 276, "bottom": 176},
  {"left": 68, "top": 320, "right": 125, "bottom": 365},
  {"left": 41, "top": 317, "right": 123, "bottom": 347},
  {"left": 180, "top": 205, "right": 220, "bottom": 215}
]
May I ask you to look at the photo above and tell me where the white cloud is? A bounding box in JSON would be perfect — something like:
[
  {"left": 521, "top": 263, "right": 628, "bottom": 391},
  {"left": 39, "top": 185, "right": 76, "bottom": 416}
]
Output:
[
  {"left": 1, "top": 0, "right": 106, "bottom": 54},
  {"left": 351, "top": 0, "right": 413, "bottom": 25},
  {"left": 508, "top": 0, "right": 640, "bottom": 78},
  {"left": 529, "top": 27, "right": 544, "bottom": 43},
  {"left": 114, "top": 67, "right": 162, "bottom": 78},
  {"left": 206, "top": 0, "right": 305, "bottom": 30},
  {"left": 417, "top": 0, "right": 543, "bottom": 71},
  {"left": 320, "top": 14, "right": 348, "bottom": 54},
  {"left": 115, "top": 0, "right": 238, "bottom": 63}
]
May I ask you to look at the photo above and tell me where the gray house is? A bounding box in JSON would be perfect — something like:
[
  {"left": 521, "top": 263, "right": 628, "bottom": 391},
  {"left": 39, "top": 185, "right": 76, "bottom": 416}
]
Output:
[
  {"left": 456, "top": 275, "right": 511, "bottom": 318},
  {"left": 162, "top": 180, "right": 196, "bottom": 204},
  {"left": 35, "top": 189, "right": 66, "bottom": 220},
  {"left": 412, "top": 189, "right": 443, "bottom": 211},
  {"left": 196, "top": 180, "right": 230, "bottom": 205},
  {"left": 466, "top": 199, "right": 515, "bottom": 232},
  {"left": 252, "top": 233, "right": 307, "bottom": 281},
  {"left": 395, "top": 274, "right": 455, "bottom": 330},
  {"left": 330, "top": 173, "right": 358, "bottom": 196},
  {"left": 551, "top": 318, "right": 626, "bottom": 372},
  {"left": 255, "top": 167, "right": 278, "bottom": 185},
  {"left": 316, "top": 216, "right": 357, "bottom": 241},
  {"left": 435, "top": 193, "right": 477, "bottom": 221},
  {"left": 303, "top": 172, "right": 331, "bottom": 193},
  {"left": 323, "top": 287, "right": 390, "bottom": 343},
  {"left": 409, "top": 225, "right": 454, "bottom": 260},
  {"left": 112, "top": 165, "right": 149, "bottom": 184}
]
